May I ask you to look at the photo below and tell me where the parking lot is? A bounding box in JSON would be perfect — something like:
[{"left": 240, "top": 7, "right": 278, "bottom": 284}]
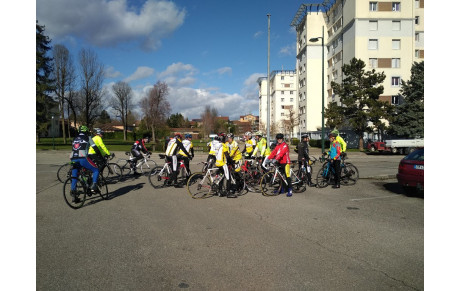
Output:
[{"left": 36, "top": 149, "right": 423, "bottom": 290}]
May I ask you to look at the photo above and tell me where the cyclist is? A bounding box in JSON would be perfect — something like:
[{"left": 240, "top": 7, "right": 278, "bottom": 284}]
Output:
[
  {"left": 179, "top": 133, "right": 194, "bottom": 178},
  {"left": 241, "top": 131, "right": 256, "bottom": 158},
  {"left": 88, "top": 128, "right": 113, "bottom": 169},
  {"left": 226, "top": 133, "right": 245, "bottom": 196},
  {"left": 70, "top": 125, "right": 100, "bottom": 202},
  {"left": 332, "top": 129, "right": 347, "bottom": 155},
  {"left": 295, "top": 134, "right": 314, "bottom": 187},
  {"left": 267, "top": 133, "right": 293, "bottom": 197},
  {"left": 131, "top": 134, "right": 151, "bottom": 175},
  {"left": 327, "top": 132, "right": 342, "bottom": 189},
  {"left": 214, "top": 133, "right": 235, "bottom": 197},
  {"left": 252, "top": 131, "right": 271, "bottom": 173},
  {"left": 206, "top": 135, "right": 220, "bottom": 169},
  {"left": 165, "top": 133, "right": 193, "bottom": 186}
]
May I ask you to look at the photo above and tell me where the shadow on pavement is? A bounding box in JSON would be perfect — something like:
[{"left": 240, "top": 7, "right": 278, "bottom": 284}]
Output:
[
  {"left": 373, "top": 181, "right": 424, "bottom": 199},
  {"left": 109, "top": 183, "right": 146, "bottom": 200}
]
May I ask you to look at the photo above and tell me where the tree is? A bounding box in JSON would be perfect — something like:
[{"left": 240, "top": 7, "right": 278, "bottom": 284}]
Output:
[
  {"left": 200, "top": 105, "right": 218, "bottom": 136},
  {"left": 36, "top": 21, "right": 56, "bottom": 142},
  {"left": 98, "top": 110, "right": 112, "bottom": 124},
  {"left": 367, "top": 99, "right": 394, "bottom": 141},
  {"left": 111, "top": 81, "right": 133, "bottom": 140},
  {"left": 284, "top": 106, "right": 299, "bottom": 139},
  {"left": 325, "top": 102, "right": 345, "bottom": 130},
  {"left": 167, "top": 113, "right": 186, "bottom": 128},
  {"left": 77, "top": 48, "right": 106, "bottom": 129},
  {"left": 388, "top": 61, "right": 424, "bottom": 138},
  {"left": 52, "top": 44, "right": 75, "bottom": 143},
  {"left": 331, "top": 58, "right": 386, "bottom": 150},
  {"left": 140, "top": 81, "right": 171, "bottom": 142}
]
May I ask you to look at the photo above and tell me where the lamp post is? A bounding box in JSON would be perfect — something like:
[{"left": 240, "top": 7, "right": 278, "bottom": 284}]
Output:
[
  {"left": 51, "top": 114, "right": 55, "bottom": 150},
  {"left": 267, "top": 14, "right": 271, "bottom": 143},
  {"left": 309, "top": 26, "right": 325, "bottom": 153}
]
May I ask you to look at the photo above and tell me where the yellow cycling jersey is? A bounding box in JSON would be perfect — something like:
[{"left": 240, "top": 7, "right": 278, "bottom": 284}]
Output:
[
  {"left": 88, "top": 135, "right": 110, "bottom": 156},
  {"left": 336, "top": 135, "right": 347, "bottom": 152},
  {"left": 215, "top": 142, "right": 229, "bottom": 167},
  {"left": 244, "top": 138, "right": 256, "bottom": 154},
  {"left": 179, "top": 139, "right": 193, "bottom": 157},
  {"left": 226, "top": 140, "right": 242, "bottom": 161},
  {"left": 208, "top": 140, "right": 220, "bottom": 155},
  {"left": 252, "top": 137, "right": 271, "bottom": 157}
]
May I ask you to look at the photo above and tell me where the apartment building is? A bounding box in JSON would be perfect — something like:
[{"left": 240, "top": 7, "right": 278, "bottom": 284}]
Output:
[
  {"left": 258, "top": 70, "right": 299, "bottom": 138},
  {"left": 291, "top": 0, "right": 424, "bottom": 132}
]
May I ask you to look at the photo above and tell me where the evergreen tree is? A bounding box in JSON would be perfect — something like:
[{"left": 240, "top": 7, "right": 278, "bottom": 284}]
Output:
[
  {"left": 325, "top": 102, "right": 345, "bottom": 130},
  {"left": 388, "top": 61, "right": 424, "bottom": 138},
  {"left": 331, "top": 58, "right": 386, "bottom": 150},
  {"left": 36, "top": 21, "right": 56, "bottom": 142},
  {"left": 98, "top": 110, "right": 111, "bottom": 124},
  {"left": 167, "top": 113, "right": 186, "bottom": 128}
]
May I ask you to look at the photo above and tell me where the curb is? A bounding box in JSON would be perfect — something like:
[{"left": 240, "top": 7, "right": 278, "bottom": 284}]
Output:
[{"left": 361, "top": 174, "right": 396, "bottom": 180}]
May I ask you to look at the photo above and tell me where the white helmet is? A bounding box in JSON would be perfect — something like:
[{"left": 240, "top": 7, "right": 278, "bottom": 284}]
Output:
[{"left": 245, "top": 131, "right": 252, "bottom": 137}]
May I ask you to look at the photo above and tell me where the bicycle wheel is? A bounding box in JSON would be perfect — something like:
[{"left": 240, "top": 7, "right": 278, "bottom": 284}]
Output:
[
  {"left": 97, "top": 177, "right": 109, "bottom": 200},
  {"left": 316, "top": 164, "right": 331, "bottom": 188},
  {"left": 63, "top": 177, "right": 86, "bottom": 209},
  {"left": 186, "top": 173, "right": 212, "bottom": 199},
  {"left": 57, "top": 163, "right": 72, "bottom": 183},
  {"left": 101, "top": 163, "right": 123, "bottom": 180},
  {"left": 291, "top": 174, "right": 306, "bottom": 193},
  {"left": 260, "top": 171, "right": 282, "bottom": 196},
  {"left": 148, "top": 166, "right": 170, "bottom": 189},
  {"left": 341, "top": 163, "right": 359, "bottom": 186},
  {"left": 140, "top": 159, "right": 158, "bottom": 174},
  {"left": 243, "top": 170, "right": 262, "bottom": 193}
]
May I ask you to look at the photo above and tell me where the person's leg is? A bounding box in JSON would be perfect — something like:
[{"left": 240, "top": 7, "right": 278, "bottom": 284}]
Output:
[
  {"left": 285, "top": 163, "right": 292, "bottom": 197},
  {"left": 332, "top": 160, "right": 341, "bottom": 188},
  {"left": 82, "top": 157, "right": 100, "bottom": 191}
]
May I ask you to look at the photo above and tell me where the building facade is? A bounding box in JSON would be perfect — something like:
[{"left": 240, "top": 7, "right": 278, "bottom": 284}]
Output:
[
  {"left": 258, "top": 70, "right": 299, "bottom": 139},
  {"left": 291, "top": 0, "right": 424, "bottom": 133}
]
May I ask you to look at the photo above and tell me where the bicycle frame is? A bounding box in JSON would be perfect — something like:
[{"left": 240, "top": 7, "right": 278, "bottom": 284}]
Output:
[{"left": 269, "top": 166, "right": 302, "bottom": 187}]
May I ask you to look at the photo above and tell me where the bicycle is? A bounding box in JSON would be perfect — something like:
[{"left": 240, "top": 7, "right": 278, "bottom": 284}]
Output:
[
  {"left": 57, "top": 161, "right": 73, "bottom": 183},
  {"left": 186, "top": 164, "right": 244, "bottom": 199},
  {"left": 316, "top": 154, "right": 359, "bottom": 188},
  {"left": 63, "top": 166, "right": 109, "bottom": 209},
  {"left": 99, "top": 154, "right": 123, "bottom": 182},
  {"left": 239, "top": 159, "right": 264, "bottom": 192},
  {"left": 148, "top": 154, "right": 191, "bottom": 188},
  {"left": 260, "top": 161, "right": 306, "bottom": 196},
  {"left": 119, "top": 152, "right": 157, "bottom": 175},
  {"left": 296, "top": 156, "right": 318, "bottom": 187}
]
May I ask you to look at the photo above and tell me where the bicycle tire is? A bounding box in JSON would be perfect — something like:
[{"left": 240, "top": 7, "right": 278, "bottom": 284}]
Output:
[
  {"left": 101, "top": 163, "right": 123, "bottom": 180},
  {"left": 316, "top": 163, "right": 331, "bottom": 188},
  {"left": 243, "top": 170, "right": 262, "bottom": 192},
  {"left": 140, "top": 159, "right": 157, "bottom": 174},
  {"left": 291, "top": 173, "right": 306, "bottom": 193},
  {"left": 148, "top": 166, "right": 170, "bottom": 189},
  {"left": 63, "top": 177, "right": 86, "bottom": 209},
  {"left": 97, "top": 177, "right": 109, "bottom": 200},
  {"left": 341, "top": 163, "right": 359, "bottom": 186},
  {"left": 57, "top": 163, "right": 72, "bottom": 183},
  {"left": 186, "top": 173, "right": 212, "bottom": 199},
  {"left": 260, "top": 171, "right": 282, "bottom": 196}
]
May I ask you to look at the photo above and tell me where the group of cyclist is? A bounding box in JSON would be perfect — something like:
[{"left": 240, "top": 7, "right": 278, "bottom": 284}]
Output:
[{"left": 69, "top": 124, "right": 347, "bottom": 202}]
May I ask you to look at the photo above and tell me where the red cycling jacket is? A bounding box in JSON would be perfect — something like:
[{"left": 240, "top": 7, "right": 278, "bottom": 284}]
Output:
[{"left": 267, "top": 141, "right": 291, "bottom": 164}]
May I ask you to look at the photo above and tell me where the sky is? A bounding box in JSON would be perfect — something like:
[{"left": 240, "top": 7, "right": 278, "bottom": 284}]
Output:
[{"left": 35, "top": 0, "right": 324, "bottom": 121}]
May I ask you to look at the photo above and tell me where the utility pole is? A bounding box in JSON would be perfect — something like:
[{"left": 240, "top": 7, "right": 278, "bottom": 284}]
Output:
[{"left": 267, "top": 14, "right": 271, "bottom": 143}]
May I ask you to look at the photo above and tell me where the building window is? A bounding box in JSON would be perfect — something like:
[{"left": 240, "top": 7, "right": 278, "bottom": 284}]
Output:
[
  {"left": 392, "top": 39, "right": 401, "bottom": 50},
  {"left": 369, "top": 20, "right": 378, "bottom": 31},
  {"left": 415, "top": 0, "right": 420, "bottom": 8},
  {"left": 415, "top": 16, "right": 419, "bottom": 25},
  {"left": 290, "top": 98, "right": 293, "bottom": 102},
  {"left": 281, "top": 91, "right": 285, "bottom": 95},
  {"left": 392, "top": 21, "right": 401, "bottom": 30},
  {"left": 391, "top": 58, "right": 400, "bottom": 68},
  {"left": 392, "top": 2, "right": 401, "bottom": 11},
  {"left": 368, "top": 39, "right": 378, "bottom": 50},
  {"left": 290, "top": 91, "right": 294, "bottom": 95},
  {"left": 369, "top": 2, "right": 378, "bottom": 11},
  {"left": 281, "top": 112, "right": 285, "bottom": 117},
  {"left": 369, "top": 58, "right": 378, "bottom": 68},
  {"left": 281, "top": 76, "right": 284, "bottom": 80},
  {"left": 391, "top": 77, "right": 401, "bottom": 86},
  {"left": 415, "top": 33, "right": 420, "bottom": 42},
  {"left": 281, "top": 98, "right": 285, "bottom": 102},
  {"left": 392, "top": 95, "right": 400, "bottom": 105},
  {"left": 415, "top": 50, "right": 420, "bottom": 58}
]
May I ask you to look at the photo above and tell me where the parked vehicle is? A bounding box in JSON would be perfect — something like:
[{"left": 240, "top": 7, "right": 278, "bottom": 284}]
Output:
[
  {"left": 396, "top": 148, "right": 424, "bottom": 194},
  {"left": 367, "top": 138, "right": 424, "bottom": 154}
]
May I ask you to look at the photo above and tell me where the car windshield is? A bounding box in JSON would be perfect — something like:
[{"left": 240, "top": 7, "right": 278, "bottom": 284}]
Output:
[{"left": 403, "top": 148, "right": 424, "bottom": 161}]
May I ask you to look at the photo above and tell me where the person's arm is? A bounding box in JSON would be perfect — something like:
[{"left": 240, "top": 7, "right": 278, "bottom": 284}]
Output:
[
  {"left": 96, "top": 138, "right": 110, "bottom": 156},
  {"left": 177, "top": 140, "right": 192, "bottom": 159}
]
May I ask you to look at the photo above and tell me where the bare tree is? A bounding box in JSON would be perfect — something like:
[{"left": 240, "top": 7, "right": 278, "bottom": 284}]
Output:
[
  {"left": 111, "top": 81, "right": 133, "bottom": 140},
  {"left": 200, "top": 105, "right": 218, "bottom": 137},
  {"left": 140, "top": 81, "right": 171, "bottom": 142},
  {"left": 284, "top": 106, "right": 299, "bottom": 140},
  {"left": 77, "top": 48, "right": 105, "bottom": 128}
]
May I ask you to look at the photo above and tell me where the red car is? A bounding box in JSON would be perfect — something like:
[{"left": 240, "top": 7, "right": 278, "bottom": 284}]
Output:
[{"left": 396, "top": 148, "right": 424, "bottom": 194}]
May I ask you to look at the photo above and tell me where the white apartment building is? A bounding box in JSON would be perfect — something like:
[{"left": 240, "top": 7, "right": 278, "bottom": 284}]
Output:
[
  {"left": 291, "top": 0, "right": 424, "bottom": 132},
  {"left": 258, "top": 70, "right": 299, "bottom": 139}
]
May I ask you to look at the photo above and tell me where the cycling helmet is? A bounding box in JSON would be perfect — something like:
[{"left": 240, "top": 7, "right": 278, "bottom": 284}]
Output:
[
  {"left": 185, "top": 133, "right": 192, "bottom": 139},
  {"left": 245, "top": 131, "right": 252, "bottom": 137},
  {"left": 174, "top": 132, "right": 183, "bottom": 139},
  {"left": 275, "top": 133, "right": 284, "bottom": 139},
  {"left": 301, "top": 133, "right": 309, "bottom": 139},
  {"left": 331, "top": 129, "right": 340, "bottom": 135},
  {"left": 79, "top": 125, "right": 89, "bottom": 133},
  {"left": 95, "top": 128, "right": 104, "bottom": 135},
  {"left": 227, "top": 133, "right": 234, "bottom": 139},
  {"left": 254, "top": 131, "right": 263, "bottom": 137}
]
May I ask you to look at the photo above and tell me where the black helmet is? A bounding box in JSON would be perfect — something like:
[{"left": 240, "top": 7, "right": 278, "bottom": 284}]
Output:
[
  {"left": 301, "top": 134, "right": 309, "bottom": 139},
  {"left": 275, "top": 133, "right": 284, "bottom": 140}
]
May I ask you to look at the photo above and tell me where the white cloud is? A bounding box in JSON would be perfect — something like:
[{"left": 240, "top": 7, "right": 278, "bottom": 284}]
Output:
[
  {"left": 254, "top": 31, "right": 264, "bottom": 39},
  {"left": 105, "top": 66, "right": 122, "bottom": 79},
  {"left": 36, "top": 0, "right": 186, "bottom": 51},
  {"left": 158, "top": 62, "right": 198, "bottom": 87},
  {"left": 279, "top": 42, "right": 296, "bottom": 57},
  {"left": 217, "top": 67, "right": 232, "bottom": 75},
  {"left": 123, "top": 66, "right": 155, "bottom": 83}
]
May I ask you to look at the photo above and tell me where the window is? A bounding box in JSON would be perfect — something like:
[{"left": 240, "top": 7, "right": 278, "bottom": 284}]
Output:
[
  {"left": 369, "top": 20, "right": 378, "bottom": 31},
  {"left": 281, "top": 112, "right": 285, "bottom": 117},
  {"left": 281, "top": 98, "right": 285, "bottom": 102},
  {"left": 281, "top": 76, "right": 284, "bottom": 80},
  {"left": 415, "top": 16, "right": 419, "bottom": 25},
  {"left": 369, "top": 58, "right": 378, "bottom": 68},
  {"left": 281, "top": 91, "right": 285, "bottom": 95},
  {"left": 415, "top": 33, "right": 420, "bottom": 42},
  {"left": 391, "top": 77, "right": 401, "bottom": 86},
  {"left": 369, "top": 2, "right": 378, "bottom": 11},
  {"left": 415, "top": 0, "right": 420, "bottom": 8},
  {"left": 392, "top": 39, "right": 401, "bottom": 50},
  {"left": 392, "top": 2, "right": 400, "bottom": 11},
  {"left": 392, "top": 95, "right": 400, "bottom": 105},
  {"left": 290, "top": 98, "right": 294, "bottom": 102},
  {"left": 290, "top": 91, "right": 294, "bottom": 95},
  {"left": 392, "top": 21, "right": 401, "bottom": 31},
  {"left": 368, "top": 39, "right": 378, "bottom": 50},
  {"left": 415, "top": 50, "right": 420, "bottom": 58},
  {"left": 391, "top": 58, "right": 400, "bottom": 68}
]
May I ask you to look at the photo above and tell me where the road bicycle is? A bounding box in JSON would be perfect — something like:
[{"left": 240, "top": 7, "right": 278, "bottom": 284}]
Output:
[
  {"left": 63, "top": 165, "right": 109, "bottom": 209},
  {"left": 57, "top": 161, "right": 73, "bottom": 183},
  {"left": 239, "top": 159, "right": 264, "bottom": 193},
  {"left": 296, "top": 156, "right": 318, "bottom": 187},
  {"left": 186, "top": 164, "right": 245, "bottom": 199},
  {"left": 260, "top": 162, "right": 306, "bottom": 196},
  {"left": 57, "top": 154, "right": 122, "bottom": 183},
  {"left": 316, "top": 154, "right": 359, "bottom": 188},
  {"left": 119, "top": 152, "right": 157, "bottom": 175},
  {"left": 148, "top": 154, "right": 191, "bottom": 188}
]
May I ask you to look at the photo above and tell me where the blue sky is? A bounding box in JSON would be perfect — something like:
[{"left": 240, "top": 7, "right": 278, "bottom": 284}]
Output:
[{"left": 35, "top": 0, "right": 322, "bottom": 120}]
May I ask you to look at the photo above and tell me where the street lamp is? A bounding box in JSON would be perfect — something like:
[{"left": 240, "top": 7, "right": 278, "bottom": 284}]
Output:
[
  {"left": 51, "top": 114, "right": 55, "bottom": 150},
  {"left": 309, "top": 26, "right": 325, "bottom": 153}
]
